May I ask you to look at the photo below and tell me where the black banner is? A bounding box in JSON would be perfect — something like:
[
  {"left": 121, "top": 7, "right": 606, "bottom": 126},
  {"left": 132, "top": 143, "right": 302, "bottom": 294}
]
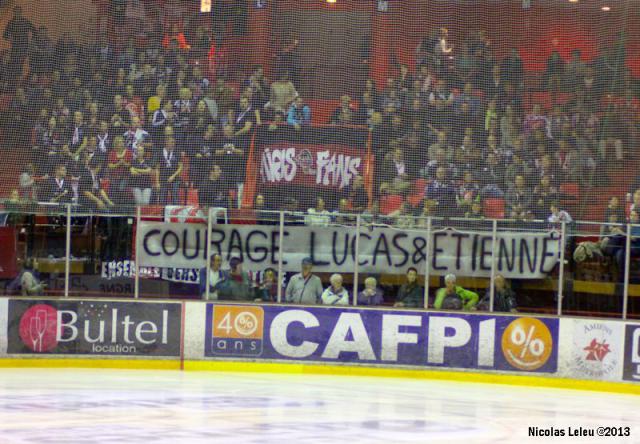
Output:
[{"left": 7, "top": 300, "right": 181, "bottom": 357}]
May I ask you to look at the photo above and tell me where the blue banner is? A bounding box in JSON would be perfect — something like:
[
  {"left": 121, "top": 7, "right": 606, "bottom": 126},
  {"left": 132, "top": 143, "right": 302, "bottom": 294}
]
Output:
[{"left": 204, "top": 305, "right": 559, "bottom": 373}]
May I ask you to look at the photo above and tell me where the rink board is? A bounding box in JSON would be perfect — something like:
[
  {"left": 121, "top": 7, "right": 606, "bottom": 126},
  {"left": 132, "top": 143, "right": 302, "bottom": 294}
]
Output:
[{"left": 0, "top": 297, "right": 639, "bottom": 393}]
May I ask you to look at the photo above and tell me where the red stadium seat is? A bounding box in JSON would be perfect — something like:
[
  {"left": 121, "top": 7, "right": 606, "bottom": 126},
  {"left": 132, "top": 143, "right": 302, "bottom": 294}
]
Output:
[
  {"left": 483, "top": 198, "right": 505, "bottom": 219},
  {"left": 380, "top": 194, "right": 404, "bottom": 215},
  {"left": 407, "top": 178, "right": 427, "bottom": 207}
]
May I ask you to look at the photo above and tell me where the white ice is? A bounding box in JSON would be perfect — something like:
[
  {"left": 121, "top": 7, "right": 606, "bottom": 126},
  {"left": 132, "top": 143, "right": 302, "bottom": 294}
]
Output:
[{"left": 0, "top": 368, "right": 638, "bottom": 444}]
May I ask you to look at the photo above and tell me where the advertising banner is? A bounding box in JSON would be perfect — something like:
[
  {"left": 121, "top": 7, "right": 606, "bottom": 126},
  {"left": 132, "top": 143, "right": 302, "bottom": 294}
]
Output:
[
  {"left": 623, "top": 323, "right": 640, "bottom": 382},
  {"left": 138, "top": 222, "right": 559, "bottom": 279},
  {"left": 568, "top": 320, "right": 624, "bottom": 381},
  {"left": 0, "top": 298, "right": 7, "bottom": 356},
  {"left": 203, "top": 305, "right": 559, "bottom": 374},
  {"left": 7, "top": 300, "right": 181, "bottom": 357}
]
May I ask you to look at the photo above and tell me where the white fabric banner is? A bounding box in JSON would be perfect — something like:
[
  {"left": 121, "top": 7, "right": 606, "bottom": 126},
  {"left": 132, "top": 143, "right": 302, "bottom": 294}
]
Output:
[{"left": 137, "top": 222, "right": 559, "bottom": 279}]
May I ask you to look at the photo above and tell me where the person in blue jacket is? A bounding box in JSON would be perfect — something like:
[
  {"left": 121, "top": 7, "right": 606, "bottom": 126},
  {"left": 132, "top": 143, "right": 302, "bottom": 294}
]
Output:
[{"left": 199, "top": 254, "right": 229, "bottom": 300}]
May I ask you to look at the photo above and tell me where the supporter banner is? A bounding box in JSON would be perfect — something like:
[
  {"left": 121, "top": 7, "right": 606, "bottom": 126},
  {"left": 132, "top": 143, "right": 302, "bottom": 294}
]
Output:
[
  {"left": 6, "top": 300, "right": 181, "bottom": 357},
  {"left": 204, "top": 304, "right": 559, "bottom": 373},
  {"left": 260, "top": 142, "right": 364, "bottom": 190},
  {"left": 256, "top": 125, "right": 370, "bottom": 192},
  {"left": 137, "top": 222, "right": 559, "bottom": 278},
  {"left": 0, "top": 227, "right": 18, "bottom": 279},
  {"left": 568, "top": 320, "right": 624, "bottom": 381},
  {"left": 100, "top": 259, "right": 199, "bottom": 285},
  {"left": 0, "top": 298, "right": 7, "bottom": 355},
  {"left": 623, "top": 324, "right": 640, "bottom": 382}
]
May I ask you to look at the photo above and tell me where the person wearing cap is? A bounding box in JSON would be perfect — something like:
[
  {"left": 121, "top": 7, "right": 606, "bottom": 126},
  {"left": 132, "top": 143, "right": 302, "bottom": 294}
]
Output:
[
  {"left": 321, "top": 274, "right": 350, "bottom": 305},
  {"left": 285, "top": 257, "right": 323, "bottom": 305},
  {"left": 217, "top": 257, "right": 253, "bottom": 301},
  {"left": 434, "top": 274, "right": 479, "bottom": 311}
]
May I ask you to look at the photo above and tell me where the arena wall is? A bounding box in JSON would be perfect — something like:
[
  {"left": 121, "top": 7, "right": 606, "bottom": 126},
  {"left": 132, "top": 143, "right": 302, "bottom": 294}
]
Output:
[{"left": 0, "top": 297, "right": 639, "bottom": 394}]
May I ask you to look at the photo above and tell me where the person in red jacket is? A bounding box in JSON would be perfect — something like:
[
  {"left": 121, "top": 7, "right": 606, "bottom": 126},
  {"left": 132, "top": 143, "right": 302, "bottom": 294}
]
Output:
[{"left": 162, "top": 24, "right": 190, "bottom": 50}]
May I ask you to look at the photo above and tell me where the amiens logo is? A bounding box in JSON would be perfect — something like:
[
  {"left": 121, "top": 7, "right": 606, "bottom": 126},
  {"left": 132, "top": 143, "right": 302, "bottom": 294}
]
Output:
[
  {"left": 210, "top": 305, "right": 264, "bottom": 357},
  {"left": 501, "top": 317, "right": 553, "bottom": 371},
  {"left": 19, "top": 304, "right": 59, "bottom": 352}
]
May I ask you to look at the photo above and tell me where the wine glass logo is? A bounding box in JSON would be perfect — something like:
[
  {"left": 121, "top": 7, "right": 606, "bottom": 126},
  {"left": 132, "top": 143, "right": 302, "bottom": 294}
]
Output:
[{"left": 18, "top": 304, "right": 59, "bottom": 353}]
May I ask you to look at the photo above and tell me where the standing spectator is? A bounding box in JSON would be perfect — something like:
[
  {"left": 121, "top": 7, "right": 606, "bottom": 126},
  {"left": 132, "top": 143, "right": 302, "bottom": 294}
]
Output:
[
  {"left": 287, "top": 97, "right": 312, "bottom": 128},
  {"left": 321, "top": 274, "right": 350, "bottom": 306},
  {"left": 130, "top": 144, "right": 154, "bottom": 206},
  {"left": 501, "top": 48, "right": 524, "bottom": 88},
  {"left": 154, "top": 136, "right": 182, "bottom": 205},
  {"left": 199, "top": 254, "right": 229, "bottom": 300},
  {"left": 357, "top": 277, "right": 385, "bottom": 306},
  {"left": 434, "top": 274, "right": 479, "bottom": 310},
  {"left": 394, "top": 267, "right": 423, "bottom": 308},
  {"left": 123, "top": 115, "right": 150, "bottom": 151},
  {"left": 215, "top": 123, "right": 245, "bottom": 185},
  {"left": 78, "top": 157, "right": 114, "bottom": 211},
  {"left": 217, "top": 258, "right": 253, "bottom": 302},
  {"left": 269, "top": 73, "right": 298, "bottom": 114},
  {"left": 3, "top": 7, "right": 34, "bottom": 82},
  {"left": 543, "top": 50, "right": 565, "bottom": 92},
  {"left": 285, "top": 257, "right": 323, "bottom": 305},
  {"left": 107, "top": 135, "right": 133, "bottom": 204}
]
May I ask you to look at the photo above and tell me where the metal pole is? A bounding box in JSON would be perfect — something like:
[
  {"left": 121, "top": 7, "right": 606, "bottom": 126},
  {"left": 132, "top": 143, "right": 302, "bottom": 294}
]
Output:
[
  {"left": 353, "top": 215, "right": 361, "bottom": 306},
  {"left": 277, "top": 211, "right": 285, "bottom": 303},
  {"left": 205, "top": 207, "right": 213, "bottom": 301},
  {"left": 623, "top": 223, "right": 631, "bottom": 320},
  {"left": 489, "top": 219, "right": 498, "bottom": 312},
  {"left": 423, "top": 217, "right": 432, "bottom": 309},
  {"left": 557, "top": 221, "right": 567, "bottom": 316},
  {"left": 64, "top": 204, "right": 71, "bottom": 298},
  {"left": 134, "top": 206, "right": 141, "bottom": 299}
]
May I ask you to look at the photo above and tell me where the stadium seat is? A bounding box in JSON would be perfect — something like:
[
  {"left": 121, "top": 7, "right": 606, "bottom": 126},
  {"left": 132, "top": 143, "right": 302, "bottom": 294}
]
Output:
[
  {"left": 407, "top": 178, "right": 427, "bottom": 207},
  {"left": 380, "top": 194, "right": 404, "bottom": 215},
  {"left": 483, "top": 198, "right": 505, "bottom": 219}
]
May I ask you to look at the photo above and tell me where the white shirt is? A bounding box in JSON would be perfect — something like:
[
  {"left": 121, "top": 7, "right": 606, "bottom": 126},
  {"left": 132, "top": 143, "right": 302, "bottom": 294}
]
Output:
[{"left": 208, "top": 269, "right": 223, "bottom": 300}]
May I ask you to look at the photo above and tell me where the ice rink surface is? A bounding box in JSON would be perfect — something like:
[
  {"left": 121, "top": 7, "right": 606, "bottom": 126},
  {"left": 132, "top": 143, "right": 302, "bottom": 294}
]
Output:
[{"left": 0, "top": 368, "right": 638, "bottom": 444}]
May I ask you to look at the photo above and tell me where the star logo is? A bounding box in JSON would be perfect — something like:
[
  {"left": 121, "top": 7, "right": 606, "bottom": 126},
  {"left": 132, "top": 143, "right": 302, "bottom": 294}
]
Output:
[{"left": 584, "top": 338, "right": 611, "bottom": 362}]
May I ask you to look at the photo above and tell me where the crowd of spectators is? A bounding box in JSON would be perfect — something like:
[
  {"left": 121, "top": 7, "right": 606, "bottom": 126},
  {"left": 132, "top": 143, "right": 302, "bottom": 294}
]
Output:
[{"left": 0, "top": 7, "right": 637, "bottom": 228}]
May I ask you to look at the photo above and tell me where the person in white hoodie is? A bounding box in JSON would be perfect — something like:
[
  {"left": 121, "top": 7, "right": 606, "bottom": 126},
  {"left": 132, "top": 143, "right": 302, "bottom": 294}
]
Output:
[{"left": 321, "top": 274, "right": 350, "bottom": 306}]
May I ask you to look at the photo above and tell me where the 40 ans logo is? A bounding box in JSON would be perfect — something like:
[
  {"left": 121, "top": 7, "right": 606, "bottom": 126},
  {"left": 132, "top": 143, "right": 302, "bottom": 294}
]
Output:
[
  {"left": 211, "top": 306, "right": 264, "bottom": 357},
  {"left": 501, "top": 317, "right": 554, "bottom": 371}
]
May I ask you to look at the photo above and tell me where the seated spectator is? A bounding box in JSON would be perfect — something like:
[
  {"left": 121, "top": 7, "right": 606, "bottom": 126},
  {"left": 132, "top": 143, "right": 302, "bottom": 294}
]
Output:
[
  {"left": 464, "top": 200, "right": 484, "bottom": 220},
  {"left": 130, "top": 144, "right": 154, "bottom": 206},
  {"left": 477, "top": 274, "right": 518, "bottom": 312},
  {"left": 331, "top": 95, "right": 356, "bottom": 125},
  {"left": 456, "top": 171, "right": 480, "bottom": 214},
  {"left": 532, "top": 176, "right": 559, "bottom": 219},
  {"left": 344, "top": 175, "right": 368, "bottom": 212},
  {"left": 505, "top": 175, "right": 531, "bottom": 219},
  {"left": 285, "top": 257, "right": 323, "bottom": 304},
  {"left": 162, "top": 23, "right": 191, "bottom": 50},
  {"left": 548, "top": 201, "right": 573, "bottom": 225},
  {"left": 287, "top": 96, "right": 311, "bottom": 128},
  {"left": 43, "top": 164, "right": 71, "bottom": 204},
  {"left": 604, "top": 196, "right": 626, "bottom": 223},
  {"left": 426, "top": 167, "right": 456, "bottom": 213},
  {"left": 434, "top": 274, "right": 479, "bottom": 310},
  {"left": 254, "top": 268, "right": 279, "bottom": 302},
  {"left": 394, "top": 267, "right": 423, "bottom": 308},
  {"left": 14, "top": 259, "right": 46, "bottom": 296},
  {"left": 321, "top": 274, "right": 350, "bottom": 306},
  {"left": 199, "top": 164, "right": 229, "bottom": 209},
  {"left": 357, "top": 277, "right": 384, "bottom": 306},
  {"left": 305, "top": 197, "right": 332, "bottom": 227},
  {"left": 78, "top": 157, "right": 114, "bottom": 211}
]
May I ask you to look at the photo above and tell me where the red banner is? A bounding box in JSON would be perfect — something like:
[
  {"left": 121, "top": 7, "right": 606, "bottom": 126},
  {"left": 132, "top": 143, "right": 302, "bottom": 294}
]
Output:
[
  {"left": 0, "top": 227, "right": 17, "bottom": 278},
  {"left": 259, "top": 143, "right": 365, "bottom": 190}
]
